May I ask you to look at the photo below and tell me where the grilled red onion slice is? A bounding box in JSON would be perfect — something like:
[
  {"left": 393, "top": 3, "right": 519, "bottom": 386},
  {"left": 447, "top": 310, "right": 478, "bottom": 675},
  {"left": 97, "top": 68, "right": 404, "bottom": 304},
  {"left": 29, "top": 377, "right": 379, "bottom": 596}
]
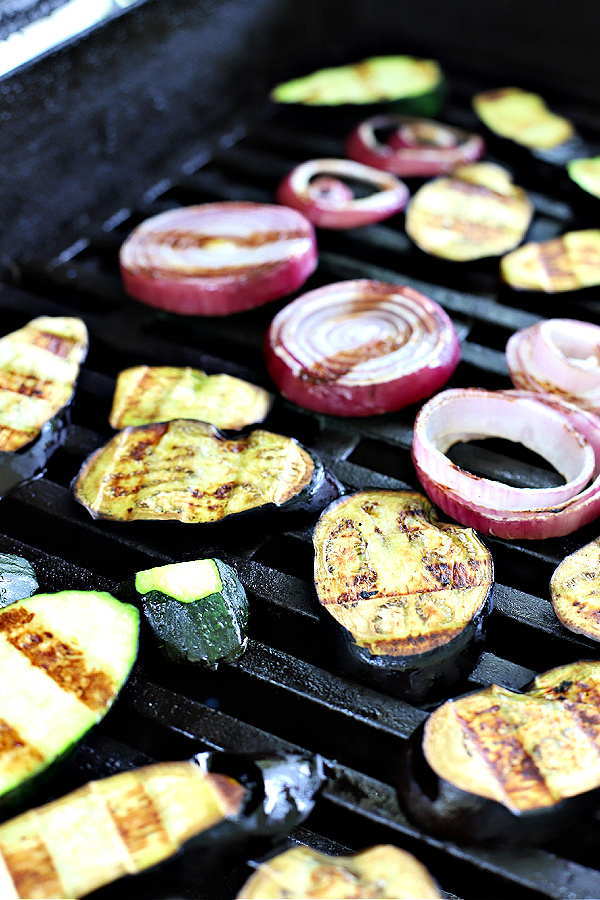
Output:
[
  {"left": 507, "top": 318, "right": 600, "bottom": 413},
  {"left": 264, "top": 279, "right": 460, "bottom": 416},
  {"left": 345, "top": 116, "right": 485, "bottom": 178},
  {"left": 275, "top": 158, "right": 409, "bottom": 229},
  {"left": 412, "top": 388, "right": 600, "bottom": 540},
  {"left": 119, "top": 202, "right": 318, "bottom": 316}
]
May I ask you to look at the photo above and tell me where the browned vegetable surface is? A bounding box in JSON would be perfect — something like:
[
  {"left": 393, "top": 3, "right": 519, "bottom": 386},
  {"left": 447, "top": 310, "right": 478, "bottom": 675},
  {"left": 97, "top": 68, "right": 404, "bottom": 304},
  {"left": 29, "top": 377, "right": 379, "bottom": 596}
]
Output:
[
  {"left": 73, "top": 420, "right": 315, "bottom": 523},
  {"left": 550, "top": 538, "right": 600, "bottom": 640}
]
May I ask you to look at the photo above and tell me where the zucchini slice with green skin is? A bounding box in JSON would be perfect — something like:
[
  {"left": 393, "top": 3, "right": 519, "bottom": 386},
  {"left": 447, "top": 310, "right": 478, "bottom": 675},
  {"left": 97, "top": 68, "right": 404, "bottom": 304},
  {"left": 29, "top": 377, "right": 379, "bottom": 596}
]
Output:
[
  {"left": 550, "top": 537, "right": 600, "bottom": 641},
  {"left": 109, "top": 365, "right": 273, "bottom": 431},
  {"left": 0, "top": 553, "right": 38, "bottom": 609},
  {"left": 271, "top": 55, "right": 446, "bottom": 116},
  {"left": 397, "top": 660, "right": 600, "bottom": 844},
  {"left": 0, "top": 749, "right": 324, "bottom": 899},
  {"left": 0, "top": 590, "right": 138, "bottom": 810},
  {"left": 313, "top": 490, "right": 493, "bottom": 704},
  {"left": 501, "top": 229, "right": 600, "bottom": 293},
  {"left": 72, "top": 419, "right": 341, "bottom": 524},
  {"left": 405, "top": 162, "right": 533, "bottom": 261},
  {"left": 120, "top": 558, "right": 249, "bottom": 665},
  {"left": 236, "top": 844, "right": 442, "bottom": 899}
]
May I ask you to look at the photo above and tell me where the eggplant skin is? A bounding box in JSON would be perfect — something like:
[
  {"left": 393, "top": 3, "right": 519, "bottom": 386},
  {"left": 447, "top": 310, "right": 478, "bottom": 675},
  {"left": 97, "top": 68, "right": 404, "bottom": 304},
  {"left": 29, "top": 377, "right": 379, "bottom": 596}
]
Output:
[
  {"left": 236, "top": 843, "right": 442, "bottom": 899},
  {"left": 72, "top": 420, "right": 339, "bottom": 523},
  {"left": 398, "top": 660, "right": 600, "bottom": 844},
  {"left": 550, "top": 537, "right": 600, "bottom": 641}
]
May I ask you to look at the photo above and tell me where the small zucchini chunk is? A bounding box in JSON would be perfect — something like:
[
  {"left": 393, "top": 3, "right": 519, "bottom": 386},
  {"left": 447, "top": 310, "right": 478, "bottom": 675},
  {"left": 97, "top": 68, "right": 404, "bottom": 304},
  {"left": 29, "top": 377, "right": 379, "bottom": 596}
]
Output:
[
  {"left": 0, "top": 750, "right": 324, "bottom": 899},
  {"left": 405, "top": 162, "right": 533, "bottom": 262},
  {"left": 0, "top": 553, "right": 38, "bottom": 609},
  {"left": 109, "top": 365, "right": 273, "bottom": 431},
  {"left": 501, "top": 229, "right": 600, "bottom": 294},
  {"left": 550, "top": 537, "right": 600, "bottom": 641},
  {"left": 270, "top": 55, "right": 446, "bottom": 117},
  {"left": 236, "top": 843, "right": 442, "bottom": 899},
  {"left": 397, "top": 660, "right": 600, "bottom": 844},
  {"left": 0, "top": 590, "right": 139, "bottom": 809},
  {"left": 120, "top": 558, "right": 249, "bottom": 666},
  {"left": 72, "top": 420, "right": 340, "bottom": 524},
  {"left": 313, "top": 490, "right": 493, "bottom": 704}
]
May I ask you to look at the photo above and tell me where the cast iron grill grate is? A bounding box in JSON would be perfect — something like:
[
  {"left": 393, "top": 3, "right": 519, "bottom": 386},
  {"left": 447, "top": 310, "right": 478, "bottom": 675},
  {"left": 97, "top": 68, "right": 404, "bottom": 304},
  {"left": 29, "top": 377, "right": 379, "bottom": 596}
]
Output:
[{"left": 4, "top": 71, "right": 600, "bottom": 899}]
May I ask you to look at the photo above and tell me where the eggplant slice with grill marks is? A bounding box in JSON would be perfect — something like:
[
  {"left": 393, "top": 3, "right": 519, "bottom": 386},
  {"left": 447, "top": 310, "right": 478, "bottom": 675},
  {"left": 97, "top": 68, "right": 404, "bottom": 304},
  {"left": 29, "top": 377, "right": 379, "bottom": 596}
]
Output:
[
  {"left": 501, "top": 229, "right": 600, "bottom": 294},
  {"left": 236, "top": 843, "right": 443, "bottom": 899},
  {"left": 398, "top": 660, "right": 600, "bottom": 844},
  {"left": 313, "top": 490, "right": 493, "bottom": 704},
  {"left": 550, "top": 537, "right": 600, "bottom": 641},
  {"left": 73, "top": 419, "right": 341, "bottom": 524},
  {"left": 0, "top": 750, "right": 325, "bottom": 899}
]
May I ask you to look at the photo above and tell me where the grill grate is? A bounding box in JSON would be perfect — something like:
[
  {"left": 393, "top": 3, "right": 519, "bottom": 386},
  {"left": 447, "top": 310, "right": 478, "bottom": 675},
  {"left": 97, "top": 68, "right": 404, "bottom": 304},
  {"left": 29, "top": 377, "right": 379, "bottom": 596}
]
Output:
[{"left": 4, "top": 70, "right": 600, "bottom": 899}]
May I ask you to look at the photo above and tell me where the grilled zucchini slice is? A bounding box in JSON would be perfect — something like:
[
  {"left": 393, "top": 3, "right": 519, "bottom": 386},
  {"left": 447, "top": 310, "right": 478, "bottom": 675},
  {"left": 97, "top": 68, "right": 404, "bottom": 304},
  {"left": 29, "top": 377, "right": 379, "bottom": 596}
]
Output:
[
  {"left": 313, "top": 490, "right": 493, "bottom": 703},
  {"left": 73, "top": 420, "right": 339, "bottom": 524},
  {"left": 0, "top": 589, "right": 138, "bottom": 808},
  {"left": 568, "top": 156, "right": 600, "bottom": 200},
  {"left": 120, "top": 557, "right": 249, "bottom": 665},
  {"left": 398, "top": 660, "right": 600, "bottom": 843},
  {"left": 501, "top": 229, "right": 600, "bottom": 292},
  {"left": 0, "top": 553, "right": 38, "bottom": 609},
  {"left": 550, "top": 538, "right": 600, "bottom": 640},
  {"left": 473, "top": 87, "right": 574, "bottom": 150},
  {"left": 109, "top": 365, "right": 272, "bottom": 431},
  {"left": 236, "top": 844, "right": 442, "bottom": 899}
]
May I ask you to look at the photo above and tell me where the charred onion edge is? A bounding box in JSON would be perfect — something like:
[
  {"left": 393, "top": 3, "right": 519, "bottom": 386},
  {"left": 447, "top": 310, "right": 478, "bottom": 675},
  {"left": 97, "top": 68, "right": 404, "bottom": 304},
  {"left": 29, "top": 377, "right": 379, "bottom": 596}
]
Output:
[
  {"left": 119, "top": 202, "right": 318, "bottom": 317},
  {"left": 345, "top": 115, "right": 485, "bottom": 177},
  {"left": 412, "top": 388, "right": 600, "bottom": 540},
  {"left": 264, "top": 279, "right": 460, "bottom": 416},
  {"left": 275, "top": 158, "right": 409, "bottom": 229}
]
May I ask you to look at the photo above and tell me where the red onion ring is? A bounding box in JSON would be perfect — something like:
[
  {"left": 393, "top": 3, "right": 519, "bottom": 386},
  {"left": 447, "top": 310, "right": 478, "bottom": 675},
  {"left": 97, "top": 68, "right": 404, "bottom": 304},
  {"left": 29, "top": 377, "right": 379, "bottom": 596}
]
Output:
[
  {"left": 507, "top": 318, "right": 600, "bottom": 413},
  {"left": 412, "top": 388, "right": 600, "bottom": 540},
  {"left": 264, "top": 279, "right": 460, "bottom": 416},
  {"left": 275, "top": 158, "right": 409, "bottom": 229},
  {"left": 345, "top": 116, "right": 485, "bottom": 178},
  {"left": 119, "top": 202, "right": 318, "bottom": 316}
]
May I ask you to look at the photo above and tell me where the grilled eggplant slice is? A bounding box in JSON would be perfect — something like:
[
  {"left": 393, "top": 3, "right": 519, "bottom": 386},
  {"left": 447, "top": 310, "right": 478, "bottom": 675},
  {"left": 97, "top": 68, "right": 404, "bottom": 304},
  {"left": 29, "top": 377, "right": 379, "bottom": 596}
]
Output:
[
  {"left": 0, "top": 750, "right": 324, "bottom": 899},
  {"left": 501, "top": 229, "right": 600, "bottom": 293},
  {"left": 405, "top": 162, "right": 533, "bottom": 261},
  {"left": 0, "top": 316, "right": 88, "bottom": 452},
  {"left": 313, "top": 490, "right": 493, "bottom": 703},
  {"left": 0, "top": 553, "right": 38, "bottom": 609},
  {"left": 550, "top": 538, "right": 600, "bottom": 641},
  {"left": 0, "top": 589, "right": 138, "bottom": 809},
  {"left": 398, "top": 660, "right": 600, "bottom": 844},
  {"left": 109, "top": 365, "right": 273, "bottom": 431},
  {"left": 236, "top": 844, "right": 442, "bottom": 899},
  {"left": 119, "top": 557, "right": 249, "bottom": 665},
  {"left": 73, "top": 419, "right": 340, "bottom": 524}
]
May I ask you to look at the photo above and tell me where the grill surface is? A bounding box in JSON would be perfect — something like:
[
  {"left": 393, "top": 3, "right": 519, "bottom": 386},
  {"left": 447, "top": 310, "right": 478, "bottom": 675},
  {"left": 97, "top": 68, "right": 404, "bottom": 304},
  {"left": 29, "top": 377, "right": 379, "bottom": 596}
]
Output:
[{"left": 4, "top": 60, "right": 600, "bottom": 900}]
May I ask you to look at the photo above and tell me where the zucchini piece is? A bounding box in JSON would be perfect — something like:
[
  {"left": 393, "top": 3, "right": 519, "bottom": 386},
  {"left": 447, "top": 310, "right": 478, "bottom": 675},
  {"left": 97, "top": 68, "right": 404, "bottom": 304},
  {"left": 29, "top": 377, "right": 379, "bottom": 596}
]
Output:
[
  {"left": 501, "top": 229, "right": 600, "bottom": 293},
  {"left": 271, "top": 55, "right": 445, "bottom": 116},
  {"left": 398, "top": 660, "right": 600, "bottom": 844},
  {"left": 405, "top": 162, "right": 533, "bottom": 261},
  {"left": 120, "top": 557, "right": 249, "bottom": 665},
  {"left": 473, "top": 87, "right": 574, "bottom": 150},
  {"left": 0, "top": 750, "right": 324, "bottom": 899},
  {"left": 0, "top": 590, "right": 138, "bottom": 809},
  {"left": 568, "top": 156, "right": 600, "bottom": 200},
  {"left": 313, "top": 490, "right": 493, "bottom": 704},
  {"left": 550, "top": 537, "right": 600, "bottom": 641},
  {"left": 109, "top": 365, "right": 273, "bottom": 431},
  {"left": 0, "top": 553, "right": 37, "bottom": 609},
  {"left": 236, "top": 844, "right": 443, "bottom": 899},
  {"left": 0, "top": 316, "right": 88, "bottom": 452},
  {"left": 72, "top": 419, "right": 341, "bottom": 524}
]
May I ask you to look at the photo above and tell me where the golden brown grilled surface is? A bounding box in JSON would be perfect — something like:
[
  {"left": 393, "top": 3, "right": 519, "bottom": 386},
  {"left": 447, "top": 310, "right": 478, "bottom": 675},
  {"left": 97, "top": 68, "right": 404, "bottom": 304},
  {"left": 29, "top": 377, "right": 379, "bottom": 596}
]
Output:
[
  {"left": 501, "top": 230, "right": 600, "bottom": 292},
  {"left": 0, "top": 761, "right": 245, "bottom": 899},
  {"left": 550, "top": 538, "right": 600, "bottom": 640},
  {"left": 405, "top": 162, "right": 533, "bottom": 261},
  {"left": 473, "top": 87, "right": 574, "bottom": 149},
  {"left": 0, "top": 316, "right": 88, "bottom": 451},
  {"left": 236, "top": 844, "right": 442, "bottom": 899},
  {"left": 109, "top": 365, "right": 272, "bottom": 431},
  {"left": 73, "top": 420, "right": 315, "bottom": 523},
  {"left": 423, "top": 660, "right": 600, "bottom": 812},
  {"left": 313, "top": 490, "right": 492, "bottom": 656}
]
